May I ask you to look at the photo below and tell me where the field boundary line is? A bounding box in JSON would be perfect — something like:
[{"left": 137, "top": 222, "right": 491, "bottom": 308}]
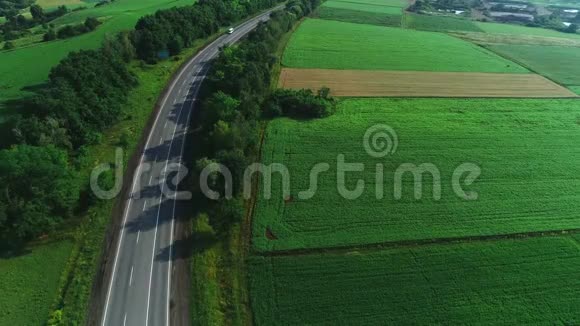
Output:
[{"left": 254, "top": 227, "right": 580, "bottom": 257}]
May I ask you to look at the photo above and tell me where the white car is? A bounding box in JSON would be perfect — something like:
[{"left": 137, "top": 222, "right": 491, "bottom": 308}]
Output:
[{"left": 227, "top": 27, "right": 234, "bottom": 34}]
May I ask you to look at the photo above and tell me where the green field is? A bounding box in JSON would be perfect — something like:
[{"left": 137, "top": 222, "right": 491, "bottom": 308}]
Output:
[
  {"left": 569, "top": 85, "right": 580, "bottom": 94},
  {"left": 322, "top": 0, "right": 403, "bottom": 14},
  {"left": 0, "top": 241, "right": 73, "bottom": 325},
  {"left": 0, "top": 0, "right": 191, "bottom": 119},
  {"left": 316, "top": 0, "right": 404, "bottom": 27},
  {"left": 282, "top": 19, "right": 527, "bottom": 72},
  {"left": 252, "top": 98, "right": 580, "bottom": 252},
  {"left": 404, "top": 13, "right": 484, "bottom": 32},
  {"left": 476, "top": 21, "right": 580, "bottom": 39},
  {"left": 329, "top": 0, "right": 407, "bottom": 6},
  {"left": 250, "top": 236, "right": 580, "bottom": 325},
  {"left": 488, "top": 44, "right": 580, "bottom": 85},
  {"left": 317, "top": 6, "right": 402, "bottom": 26}
]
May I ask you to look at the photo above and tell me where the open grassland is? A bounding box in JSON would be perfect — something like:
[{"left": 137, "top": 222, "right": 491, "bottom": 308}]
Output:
[
  {"left": 0, "top": 241, "right": 73, "bottom": 325},
  {"left": 36, "top": 0, "right": 88, "bottom": 10},
  {"left": 278, "top": 68, "right": 576, "bottom": 97},
  {"left": 488, "top": 44, "right": 580, "bottom": 86},
  {"left": 403, "top": 13, "right": 483, "bottom": 32},
  {"left": 476, "top": 22, "right": 580, "bottom": 39},
  {"left": 0, "top": 0, "right": 191, "bottom": 120},
  {"left": 282, "top": 19, "right": 528, "bottom": 73},
  {"left": 250, "top": 236, "right": 580, "bottom": 325},
  {"left": 252, "top": 98, "right": 580, "bottom": 252}
]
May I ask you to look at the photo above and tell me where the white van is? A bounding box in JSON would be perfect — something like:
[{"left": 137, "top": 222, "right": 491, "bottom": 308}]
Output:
[{"left": 228, "top": 27, "right": 234, "bottom": 34}]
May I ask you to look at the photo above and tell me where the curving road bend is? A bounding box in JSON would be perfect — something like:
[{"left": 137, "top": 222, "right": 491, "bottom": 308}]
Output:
[{"left": 101, "top": 8, "right": 282, "bottom": 326}]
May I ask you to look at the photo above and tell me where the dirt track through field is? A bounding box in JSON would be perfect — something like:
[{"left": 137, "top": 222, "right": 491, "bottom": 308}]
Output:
[{"left": 278, "top": 68, "right": 578, "bottom": 98}]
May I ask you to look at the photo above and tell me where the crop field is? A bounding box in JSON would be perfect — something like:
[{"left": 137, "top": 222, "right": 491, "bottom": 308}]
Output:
[
  {"left": 0, "top": 241, "right": 73, "bottom": 325},
  {"left": 249, "top": 236, "right": 580, "bottom": 325},
  {"left": 252, "top": 98, "right": 580, "bottom": 252},
  {"left": 0, "top": 0, "right": 191, "bottom": 120},
  {"left": 476, "top": 22, "right": 580, "bottom": 39},
  {"left": 569, "top": 86, "right": 580, "bottom": 94},
  {"left": 403, "top": 13, "right": 484, "bottom": 32},
  {"left": 488, "top": 44, "right": 580, "bottom": 86},
  {"left": 451, "top": 31, "right": 580, "bottom": 46},
  {"left": 282, "top": 19, "right": 528, "bottom": 73},
  {"left": 335, "top": 0, "right": 407, "bottom": 6},
  {"left": 278, "top": 68, "right": 576, "bottom": 97},
  {"left": 321, "top": 0, "right": 403, "bottom": 14},
  {"left": 317, "top": 0, "right": 403, "bottom": 27},
  {"left": 317, "top": 6, "right": 403, "bottom": 26}
]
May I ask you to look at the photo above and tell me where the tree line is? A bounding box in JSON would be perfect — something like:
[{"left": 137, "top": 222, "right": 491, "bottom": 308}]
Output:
[
  {"left": 192, "top": 0, "right": 334, "bottom": 235},
  {"left": 0, "top": 0, "right": 290, "bottom": 248}
]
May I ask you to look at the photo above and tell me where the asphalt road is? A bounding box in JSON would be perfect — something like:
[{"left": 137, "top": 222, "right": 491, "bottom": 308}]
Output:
[{"left": 100, "top": 8, "right": 281, "bottom": 326}]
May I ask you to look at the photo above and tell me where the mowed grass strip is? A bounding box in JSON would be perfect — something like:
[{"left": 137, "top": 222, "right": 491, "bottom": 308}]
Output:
[
  {"left": 0, "top": 241, "right": 73, "bottom": 325},
  {"left": 252, "top": 98, "right": 580, "bottom": 252},
  {"left": 278, "top": 68, "right": 577, "bottom": 97},
  {"left": 403, "top": 13, "right": 483, "bottom": 32},
  {"left": 488, "top": 44, "right": 580, "bottom": 86},
  {"left": 249, "top": 236, "right": 580, "bottom": 325},
  {"left": 282, "top": 19, "right": 528, "bottom": 73}
]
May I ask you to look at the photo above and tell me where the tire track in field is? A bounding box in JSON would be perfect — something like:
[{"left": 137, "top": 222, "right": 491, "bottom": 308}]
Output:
[{"left": 254, "top": 227, "right": 580, "bottom": 257}]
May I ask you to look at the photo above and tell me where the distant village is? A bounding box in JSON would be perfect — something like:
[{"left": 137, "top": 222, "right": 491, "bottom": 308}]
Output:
[{"left": 409, "top": 0, "right": 580, "bottom": 32}]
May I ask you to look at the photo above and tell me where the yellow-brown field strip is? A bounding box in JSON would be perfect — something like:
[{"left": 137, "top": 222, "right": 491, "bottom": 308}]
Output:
[{"left": 278, "top": 68, "right": 578, "bottom": 98}]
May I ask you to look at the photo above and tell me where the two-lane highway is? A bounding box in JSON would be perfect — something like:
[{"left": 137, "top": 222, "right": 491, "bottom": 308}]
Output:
[{"left": 101, "top": 8, "right": 282, "bottom": 326}]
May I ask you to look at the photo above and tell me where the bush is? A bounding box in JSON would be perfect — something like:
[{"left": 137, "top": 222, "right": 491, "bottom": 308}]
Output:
[
  {"left": 43, "top": 29, "right": 56, "bottom": 42},
  {"left": 266, "top": 88, "right": 337, "bottom": 119},
  {"left": 2, "top": 41, "right": 15, "bottom": 50}
]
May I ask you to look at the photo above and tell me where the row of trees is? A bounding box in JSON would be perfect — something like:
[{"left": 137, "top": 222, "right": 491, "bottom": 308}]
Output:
[
  {"left": 0, "top": 0, "right": 288, "bottom": 247},
  {"left": 132, "top": 0, "right": 282, "bottom": 62},
  {"left": 43, "top": 17, "right": 101, "bottom": 41},
  {"left": 192, "top": 0, "right": 331, "bottom": 234}
]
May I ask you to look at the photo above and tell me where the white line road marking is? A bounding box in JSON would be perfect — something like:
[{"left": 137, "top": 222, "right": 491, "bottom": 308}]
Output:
[
  {"left": 129, "top": 266, "right": 134, "bottom": 286},
  {"left": 146, "top": 80, "right": 192, "bottom": 326},
  {"left": 159, "top": 137, "right": 163, "bottom": 145},
  {"left": 123, "top": 314, "right": 127, "bottom": 326},
  {"left": 142, "top": 200, "right": 147, "bottom": 211},
  {"left": 101, "top": 8, "right": 280, "bottom": 326},
  {"left": 148, "top": 173, "right": 154, "bottom": 185},
  {"left": 173, "top": 98, "right": 177, "bottom": 104},
  {"left": 164, "top": 120, "right": 168, "bottom": 129},
  {"left": 136, "top": 231, "right": 140, "bottom": 244}
]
